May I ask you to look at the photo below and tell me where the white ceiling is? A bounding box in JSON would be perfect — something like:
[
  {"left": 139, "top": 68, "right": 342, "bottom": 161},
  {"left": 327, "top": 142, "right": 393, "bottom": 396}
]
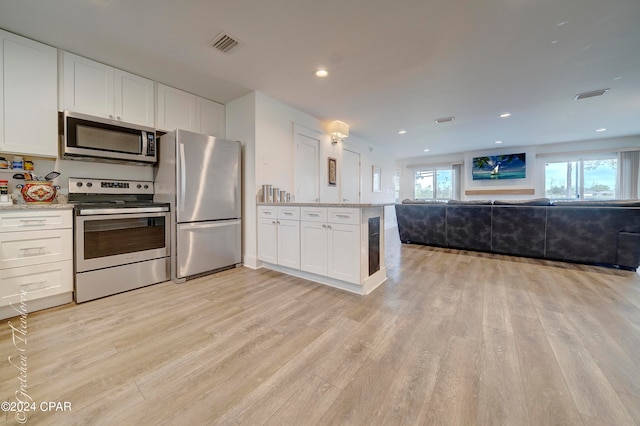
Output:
[{"left": 1, "top": 0, "right": 639, "bottom": 159}]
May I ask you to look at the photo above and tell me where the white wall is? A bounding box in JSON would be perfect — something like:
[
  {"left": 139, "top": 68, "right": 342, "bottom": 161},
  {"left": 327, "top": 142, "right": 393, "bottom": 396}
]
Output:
[
  {"left": 225, "top": 92, "right": 257, "bottom": 268},
  {"left": 397, "top": 135, "right": 640, "bottom": 201}
]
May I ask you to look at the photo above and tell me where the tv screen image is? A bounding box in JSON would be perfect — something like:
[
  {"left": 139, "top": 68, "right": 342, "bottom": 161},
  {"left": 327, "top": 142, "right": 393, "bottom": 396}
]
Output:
[{"left": 472, "top": 153, "right": 526, "bottom": 180}]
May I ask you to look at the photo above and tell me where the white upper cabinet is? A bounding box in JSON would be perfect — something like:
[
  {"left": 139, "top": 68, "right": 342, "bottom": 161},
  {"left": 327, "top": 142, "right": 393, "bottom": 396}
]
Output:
[
  {"left": 0, "top": 30, "right": 58, "bottom": 157},
  {"left": 195, "top": 96, "right": 226, "bottom": 138},
  {"left": 59, "top": 51, "right": 155, "bottom": 127},
  {"left": 114, "top": 69, "right": 155, "bottom": 127},
  {"left": 157, "top": 83, "right": 225, "bottom": 137},
  {"left": 156, "top": 83, "right": 196, "bottom": 132}
]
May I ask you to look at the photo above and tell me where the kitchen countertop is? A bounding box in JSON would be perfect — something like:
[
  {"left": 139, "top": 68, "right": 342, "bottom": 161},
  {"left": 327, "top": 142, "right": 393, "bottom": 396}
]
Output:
[
  {"left": 0, "top": 203, "right": 74, "bottom": 210},
  {"left": 257, "top": 202, "right": 393, "bottom": 208}
]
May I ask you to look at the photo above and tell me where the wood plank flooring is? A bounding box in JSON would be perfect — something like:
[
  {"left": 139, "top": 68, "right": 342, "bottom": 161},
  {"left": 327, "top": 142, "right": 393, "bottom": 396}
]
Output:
[{"left": 1, "top": 229, "right": 640, "bottom": 425}]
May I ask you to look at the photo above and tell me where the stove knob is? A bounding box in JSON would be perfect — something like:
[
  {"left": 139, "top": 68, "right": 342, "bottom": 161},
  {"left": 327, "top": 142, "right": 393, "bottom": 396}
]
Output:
[
  {"left": 86, "top": 182, "right": 93, "bottom": 188},
  {"left": 137, "top": 184, "right": 142, "bottom": 189},
  {"left": 143, "top": 184, "right": 149, "bottom": 189},
  {"left": 76, "top": 182, "right": 83, "bottom": 187}
]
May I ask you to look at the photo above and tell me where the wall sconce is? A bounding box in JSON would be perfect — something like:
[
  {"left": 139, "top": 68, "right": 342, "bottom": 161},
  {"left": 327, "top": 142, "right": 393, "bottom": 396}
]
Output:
[{"left": 329, "top": 120, "right": 349, "bottom": 145}]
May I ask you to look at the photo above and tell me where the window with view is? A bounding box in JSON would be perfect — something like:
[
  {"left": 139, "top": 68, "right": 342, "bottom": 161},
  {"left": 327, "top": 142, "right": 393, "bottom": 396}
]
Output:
[
  {"left": 544, "top": 157, "right": 617, "bottom": 200},
  {"left": 414, "top": 169, "right": 453, "bottom": 200}
]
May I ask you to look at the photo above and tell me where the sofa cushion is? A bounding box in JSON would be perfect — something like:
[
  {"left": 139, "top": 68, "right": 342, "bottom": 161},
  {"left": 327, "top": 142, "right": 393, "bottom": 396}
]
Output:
[
  {"left": 493, "top": 198, "right": 552, "bottom": 206},
  {"left": 446, "top": 200, "right": 493, "bottom": 205},
  {"left": 401, "top": 199, "right": 449, "bottom": 204},
  {"left": 552, "top": 199, "right": 640, "bottom": 207}
]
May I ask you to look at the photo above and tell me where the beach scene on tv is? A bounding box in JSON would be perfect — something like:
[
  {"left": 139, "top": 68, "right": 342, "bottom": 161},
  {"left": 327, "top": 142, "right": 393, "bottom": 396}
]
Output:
[{"left": 472, "top": 153, "right": 526, "bottom": 180}]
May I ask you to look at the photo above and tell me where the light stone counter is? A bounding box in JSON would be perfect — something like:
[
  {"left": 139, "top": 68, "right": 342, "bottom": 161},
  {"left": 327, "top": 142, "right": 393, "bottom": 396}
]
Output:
[
  {"left": 257, "top": 202, "right": 394, "bottom": 208},
  {"left": 0, "top": 203, "right": 74, "bottom": 210}
]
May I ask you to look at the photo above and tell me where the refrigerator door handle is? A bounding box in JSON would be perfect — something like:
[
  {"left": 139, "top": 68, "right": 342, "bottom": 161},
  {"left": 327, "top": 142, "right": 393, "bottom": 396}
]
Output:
[{"left": 179, "top": 142, "right": 186, "bottom": 213}]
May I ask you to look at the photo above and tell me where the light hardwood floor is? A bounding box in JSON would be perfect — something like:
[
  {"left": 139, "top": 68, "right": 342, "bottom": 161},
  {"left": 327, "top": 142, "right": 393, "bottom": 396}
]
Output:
[{"left": 2, "top": 229, "right": 640, "bottom": 425}]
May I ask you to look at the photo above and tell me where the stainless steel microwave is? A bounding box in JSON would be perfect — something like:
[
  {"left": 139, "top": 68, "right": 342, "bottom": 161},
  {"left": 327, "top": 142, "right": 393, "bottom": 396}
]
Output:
[{"left": 61, "top": 111, "right": 157, "bottom": 164}]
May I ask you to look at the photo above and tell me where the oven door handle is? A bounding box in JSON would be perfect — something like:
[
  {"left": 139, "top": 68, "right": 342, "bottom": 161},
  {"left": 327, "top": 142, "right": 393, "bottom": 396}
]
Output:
[{"left": 179, "top": 142, "right": 186, "bottom": 213}]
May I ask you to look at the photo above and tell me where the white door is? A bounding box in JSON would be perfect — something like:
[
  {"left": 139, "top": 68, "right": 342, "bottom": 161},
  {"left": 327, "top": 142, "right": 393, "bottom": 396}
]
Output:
[
  {"left": 61, "top": 51, "right": 114, "bottom": 118},
  {"left": 195, "top": 96, "right": 225, "bottom": 138},
  {"left": 156, "top": 83, "right": 196, "bottom": 132},
  {"left": 114, "top": 69, "right": 155, "bottom": 127},
  {"left": 277, "top": 219, "right": 300, "bottom": 269},
  {"left": 294, "top": 125, "right": 320, "bottom": 203},
  {"left": 328, "top": 223, "right": 360, "bottom": 284},
  {"left": 300, "top": 221, "right": 328, "bottom": 275},
  {"left": 0, "top": 30, "right": 58, "bottom": 157},
  {"left": 257, "top": 218, "right": 278, "bottom": 264},
  {"left": 341, "top": 148, "right": 361, "bottom": 203}
]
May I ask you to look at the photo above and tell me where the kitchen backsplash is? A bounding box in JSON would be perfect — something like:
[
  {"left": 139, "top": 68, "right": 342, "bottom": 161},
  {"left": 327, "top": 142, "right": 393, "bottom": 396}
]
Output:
[{"left": 1, "top": 154, "right": 154, "bottom": 200}]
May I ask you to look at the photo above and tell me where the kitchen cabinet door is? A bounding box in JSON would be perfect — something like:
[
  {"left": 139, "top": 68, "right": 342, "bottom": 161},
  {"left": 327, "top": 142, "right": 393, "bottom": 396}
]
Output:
[
  {"left": 327, "top": 223, "right": 360, "bottom": 284},
  {"left": 156, "top": 83, "right": 196, "bottom": 132},
  {"left": 195, "top": 96, "right": 225, "bottom": 138},
  {"left": 277, "top": 219, "right": 300, "bottom": 269},
  {"left": 0, "top": 30, "right": 58, "bottom": 157},
  {"left": 257, "top": 218, "right": 278, "bottom": 264},
  {"left": 60, "top": 51, "right": 115, "bottom": 119},
  {"left": 114, "top": 69, "right": 155, "bottom": 127},
  {"left": 300, "top": 221, "right": 328, "bottom": 275}
]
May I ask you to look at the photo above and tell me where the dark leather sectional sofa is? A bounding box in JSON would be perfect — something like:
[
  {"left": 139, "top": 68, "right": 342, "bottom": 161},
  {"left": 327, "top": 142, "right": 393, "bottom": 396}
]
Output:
[{"left": 395, "top": 199, "right": 640, "bottom": 270}]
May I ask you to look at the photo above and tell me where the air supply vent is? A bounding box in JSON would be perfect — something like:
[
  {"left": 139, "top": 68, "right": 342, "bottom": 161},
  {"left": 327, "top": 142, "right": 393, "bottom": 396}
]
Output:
[
  {"left": 435, "top": 116, "right": 455, "bottom": 124},
  {"left": 208, "top": 32, "right": 243, "bottom": 54},
  {"left": 574, "top": 88, "right": 609, "bottom": 100}
]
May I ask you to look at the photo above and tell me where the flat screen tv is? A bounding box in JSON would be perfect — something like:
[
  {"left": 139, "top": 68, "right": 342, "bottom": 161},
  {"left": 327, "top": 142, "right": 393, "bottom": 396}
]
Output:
[{"left": 472, "top": 153, "right": 526, "bottom": 180}]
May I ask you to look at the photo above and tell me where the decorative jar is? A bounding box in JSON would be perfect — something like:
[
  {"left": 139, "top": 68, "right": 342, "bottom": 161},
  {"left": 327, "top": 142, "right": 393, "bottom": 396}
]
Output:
[{"left": 18, "top": 181, "right": 58, "bottom": 203}]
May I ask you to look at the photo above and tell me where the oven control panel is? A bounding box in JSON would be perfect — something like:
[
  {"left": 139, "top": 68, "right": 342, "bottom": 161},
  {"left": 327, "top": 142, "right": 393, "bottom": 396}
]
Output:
[{"left": 68, "top": 178, "right": 154, "bottom": 195}]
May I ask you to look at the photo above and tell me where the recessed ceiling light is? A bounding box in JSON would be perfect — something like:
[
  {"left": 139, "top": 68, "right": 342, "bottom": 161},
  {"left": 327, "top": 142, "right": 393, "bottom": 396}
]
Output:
[
  {"left": 398, "top": 130, "right": 407, "bottom": 134},
  {"left": 614, "top": 76, "right": 622, "bottom": 81},
  {"left": 495, "top": 140, "right": 503, "bottom": 144},
  {"left": 314, "top": 69, "right": 328, "bottom": 78},
  {"left": 424, "top": 149, "right": 430, "bottom": 152},
  {"left": 596, "top": 128, "right": 607, "bottom": 132},
  {"left": 499, "top": 113, "right": 511, "bottom": 118},
  {"left": 435, "top": 116, "right": 455, "bottom": 124},
  {"left": 557, "top": 21, "right": 567, "bottom": 26}
]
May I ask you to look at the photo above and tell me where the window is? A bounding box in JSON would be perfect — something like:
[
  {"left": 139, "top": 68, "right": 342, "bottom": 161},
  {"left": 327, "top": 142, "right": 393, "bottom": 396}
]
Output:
[
  {"left": 394, "top": 169, "right": 401, "bottom": 202},
  {"left": 414, "top": 169, "right": 453, "bottom": 200},
  {"left": 544, "top": 156, "right": 617, "bottom": 200}
]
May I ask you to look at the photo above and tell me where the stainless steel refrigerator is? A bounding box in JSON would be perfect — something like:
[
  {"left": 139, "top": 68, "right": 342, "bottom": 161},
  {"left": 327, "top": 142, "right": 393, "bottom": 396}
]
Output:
[{"left": 154, "top": 129, "right": 241, "bottom": 283}]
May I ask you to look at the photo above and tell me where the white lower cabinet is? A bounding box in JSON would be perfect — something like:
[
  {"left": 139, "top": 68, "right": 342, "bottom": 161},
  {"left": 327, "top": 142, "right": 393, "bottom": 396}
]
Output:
[
  {"left": 300, "top": 208, "right": 360, "bottom": 284},
  {"left": 257, "top": 206, "right": 300, "bottom": 269},
  {"left": 327, "top": 223, "right": 360, "bottom": 283},
  {"left": 259, "top": 204, "right": 386, "bottom": 295},
  {"left": 0, "top": 260, "right": 73, "bottom": 306},
  {"left": 0, "top": 209, "right": 73, "bottom": 319},
  {"left": 300, "top": 221, "right": 328, "bottom": 275}
]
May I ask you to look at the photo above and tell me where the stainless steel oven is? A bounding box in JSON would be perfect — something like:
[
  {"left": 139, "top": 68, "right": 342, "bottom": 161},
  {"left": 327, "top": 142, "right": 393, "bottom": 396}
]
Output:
[{"left": 70, "top": 178, "right": 170, "bottom": 303}]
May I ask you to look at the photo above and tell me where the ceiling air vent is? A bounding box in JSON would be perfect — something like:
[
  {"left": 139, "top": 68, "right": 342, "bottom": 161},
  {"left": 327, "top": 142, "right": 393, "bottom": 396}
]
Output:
[
  {"left": 435, "top": 116, "right": 455, "bottom": 124},
  {"left": 208, "top": 32, "right": 242, "bottom": 54},
  {"left": 574, "top": 88, "right": 609, "bottom": 100}
]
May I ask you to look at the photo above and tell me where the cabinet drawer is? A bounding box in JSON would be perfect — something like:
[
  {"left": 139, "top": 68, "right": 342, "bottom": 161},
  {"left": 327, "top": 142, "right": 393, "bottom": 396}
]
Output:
[
  {"left": 0, "top": 230, "right": 72, "bottom": 269},
  {"left": 328, "top": 208, "right": 360, "bottom": 225},
  {"left": 0, "top": 210, "right": 72, "bottom": 231},
  {"left": 301, "top": 207, "right": 327, "bottom": 222},
  {"left": 278, "top": 206, "right": 300, "bottom": 220},
  {"left": 258, "top": 206, "right": 278, "bottom": 219},
  {"left": 0, "top": 260, "right": 73, "bottom": 307}
]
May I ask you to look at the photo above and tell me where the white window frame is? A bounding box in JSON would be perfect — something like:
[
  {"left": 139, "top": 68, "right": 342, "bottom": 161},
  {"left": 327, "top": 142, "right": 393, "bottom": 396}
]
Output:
[
  {"left": 542, "top": 152, "right": 618, "bottom": 200},
  {"left": 413, "top": 167, "right": 454, "bottom": 200}
]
